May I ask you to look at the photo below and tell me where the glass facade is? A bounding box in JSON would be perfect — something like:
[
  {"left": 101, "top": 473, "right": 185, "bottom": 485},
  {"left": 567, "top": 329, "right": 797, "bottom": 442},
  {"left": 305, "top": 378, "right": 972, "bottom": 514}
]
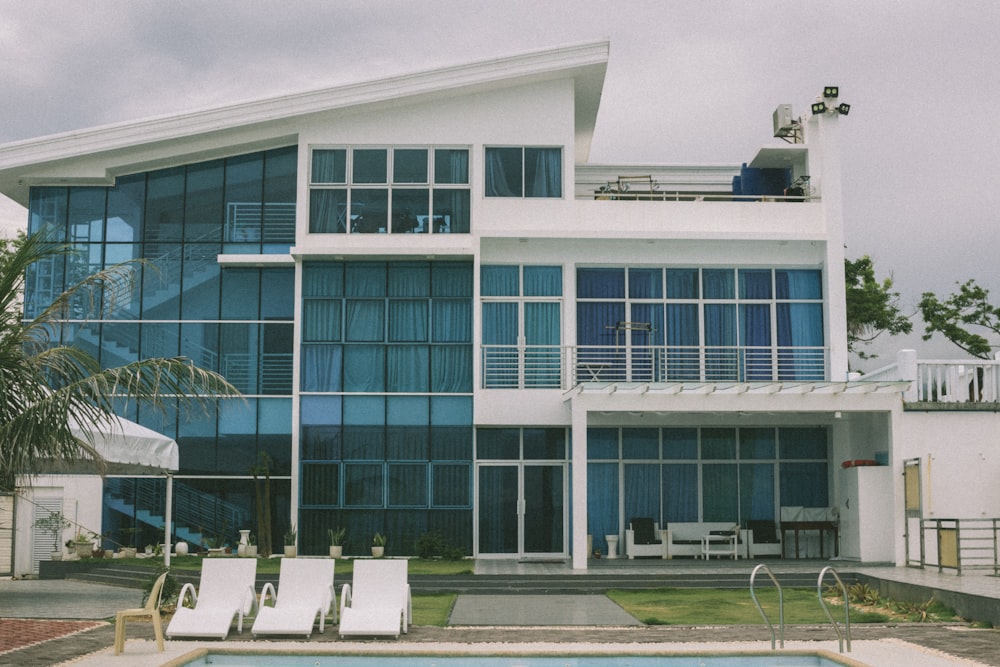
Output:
[
  {"left": 26, "top": 147, "right": 297, "bottom": 554},
  {"left": 586, "top": 426, "right": 829, "bottom": 555},
  {"left": 298, "top": 261, "right": 474, "bottom": 556}
]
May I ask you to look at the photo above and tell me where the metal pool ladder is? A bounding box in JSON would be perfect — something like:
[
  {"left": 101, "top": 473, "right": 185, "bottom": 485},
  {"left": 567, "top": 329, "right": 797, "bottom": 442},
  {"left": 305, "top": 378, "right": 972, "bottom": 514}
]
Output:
[
  {"left": 749, "top": 563, "right": 784, "bottom": 649},
  {"left": 818, "top": 566, "right": 852, "bottom": 653}
]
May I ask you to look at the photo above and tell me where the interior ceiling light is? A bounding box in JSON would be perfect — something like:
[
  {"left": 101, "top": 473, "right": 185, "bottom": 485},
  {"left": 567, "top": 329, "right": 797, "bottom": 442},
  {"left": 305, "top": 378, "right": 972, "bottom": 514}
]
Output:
[{"left": 823, "top": 86, "right": 839, "bottom": 99}]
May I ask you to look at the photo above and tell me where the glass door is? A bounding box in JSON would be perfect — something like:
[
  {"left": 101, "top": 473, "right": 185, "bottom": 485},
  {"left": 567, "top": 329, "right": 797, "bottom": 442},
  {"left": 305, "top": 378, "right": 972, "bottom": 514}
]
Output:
[{"left": 477, "top": 463, "right": 566, "bottom": 557}]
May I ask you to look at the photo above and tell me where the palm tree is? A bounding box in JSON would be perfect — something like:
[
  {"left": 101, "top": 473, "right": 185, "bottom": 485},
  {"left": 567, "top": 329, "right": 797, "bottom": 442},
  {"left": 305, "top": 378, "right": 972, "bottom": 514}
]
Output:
[{"left": 0, "top": 232, "right": 241, "bottom": 491}]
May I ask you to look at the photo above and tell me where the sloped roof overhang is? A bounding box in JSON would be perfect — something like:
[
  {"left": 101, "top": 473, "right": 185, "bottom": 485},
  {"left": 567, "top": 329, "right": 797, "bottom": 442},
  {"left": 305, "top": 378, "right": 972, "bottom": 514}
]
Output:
[{"left": 0, "top": 41, "right": 609, "bottom": 205}]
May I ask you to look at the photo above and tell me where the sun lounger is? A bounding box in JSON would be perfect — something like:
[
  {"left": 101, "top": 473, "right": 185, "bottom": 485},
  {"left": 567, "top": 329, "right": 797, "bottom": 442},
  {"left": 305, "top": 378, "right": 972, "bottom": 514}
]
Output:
[
  {"left": 252, "top": 558, "right": 336, "bottom": 637},
  {"left": 338, "top": 559, "right": 411, "bottom": 638},
  {"left": 166, "top": 558, "right": 258, "bottom": 639}
]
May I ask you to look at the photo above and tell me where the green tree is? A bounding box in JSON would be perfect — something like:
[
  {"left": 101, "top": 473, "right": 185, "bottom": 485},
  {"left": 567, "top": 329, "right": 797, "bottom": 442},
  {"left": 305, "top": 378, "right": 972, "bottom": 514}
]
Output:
[
  {"left": 844, "top": 256, "right": 912, "bottom": 359},
  {"left": 0, "top": 232, "right": 241, "bottom": 491},
  {"left": 919, "top": 279, "right": 1000, "bottom": 359}
]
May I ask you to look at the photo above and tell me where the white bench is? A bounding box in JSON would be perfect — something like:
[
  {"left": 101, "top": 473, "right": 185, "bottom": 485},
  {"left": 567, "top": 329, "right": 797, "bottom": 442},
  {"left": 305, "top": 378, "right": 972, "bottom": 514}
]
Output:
[{"left": 665, "top": 522, "right": 748, "bottom": 559}]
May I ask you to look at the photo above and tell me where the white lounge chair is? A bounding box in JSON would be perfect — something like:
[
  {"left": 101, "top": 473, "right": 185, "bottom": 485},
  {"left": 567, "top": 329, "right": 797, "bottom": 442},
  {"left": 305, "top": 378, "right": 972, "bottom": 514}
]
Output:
[
  {"left": 252, "top": 558, "right": 336, "bottom": 637},
  {"left": 166, "top": 558, "right": 258, "bottom": 639},
  {"left": 339, "top": 559, "right": 411, "bottom": 638}
]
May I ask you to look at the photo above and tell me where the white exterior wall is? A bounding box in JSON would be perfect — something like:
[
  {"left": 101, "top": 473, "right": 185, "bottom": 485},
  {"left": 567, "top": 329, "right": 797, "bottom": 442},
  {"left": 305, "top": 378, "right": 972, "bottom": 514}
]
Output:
[{"left": 13, "top": 475, "right": 104, "bottom": 578}]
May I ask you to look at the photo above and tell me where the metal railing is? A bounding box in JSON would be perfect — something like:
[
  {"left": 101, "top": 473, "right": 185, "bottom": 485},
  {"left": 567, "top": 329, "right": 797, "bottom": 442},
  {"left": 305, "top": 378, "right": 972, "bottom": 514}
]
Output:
[
  {"left": 817, "top": 566, "right": 851, "bottom": 653},
  {"left": 226, "top": 201, "right": 296, "bottom": 243},
  {"left": 920, "top": 518, "right": 1000, "bottom": 575},
  {"left": 750, "top": 563, "right": 785, "bottom": 650},
  {"left": 480, "top": 344, "right": 828, "bottom": 389}
]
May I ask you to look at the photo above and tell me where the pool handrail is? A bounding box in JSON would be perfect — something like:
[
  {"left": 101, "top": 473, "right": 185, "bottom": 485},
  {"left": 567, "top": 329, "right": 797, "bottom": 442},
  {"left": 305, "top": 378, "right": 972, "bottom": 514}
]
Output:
[
  {"left": 749, "top": 563, "right": 784, "bottom": 649},
  {"left": 817, "top": 566, "right": 852, "bottom": 653}
]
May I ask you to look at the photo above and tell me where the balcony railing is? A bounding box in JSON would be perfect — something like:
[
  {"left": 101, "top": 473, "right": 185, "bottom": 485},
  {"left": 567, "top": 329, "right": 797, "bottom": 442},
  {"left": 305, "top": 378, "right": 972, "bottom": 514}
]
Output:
[
  {"left": 865, "top": 352, "right": 1000, "bottom": 404},
  {"left": 481, "top": 345, "right": 828, "bottom": 389}
]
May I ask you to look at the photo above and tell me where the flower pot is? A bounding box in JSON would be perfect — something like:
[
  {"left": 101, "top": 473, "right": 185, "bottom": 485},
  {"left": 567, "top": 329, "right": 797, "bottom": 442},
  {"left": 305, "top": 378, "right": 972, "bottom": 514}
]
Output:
[
  {"left": 283, "top": 545, "right": 297, "bottom": 558},
  {"left": 121, "top": 547, "right": 137, "bottom": 559},
  {"left": 50, "top": 550, "right": 63, "bottom": 561},
  {"left": 175, "top": 541, "right": 189, "bottom": 557},
  {"left": 371, "top": 546, "right": 384, "bottom": 558},
  {"left": 246, "top": 545, "right": 258, "bottom": 558},
  {"left": 329, "top": 545, "right": 343, "bottom": 559},
  {"left": 237, "top": 544, "right": 247, "bottom": 557},
  {"left": 75, "top": 541, "right": 93, "bottom": 559}
]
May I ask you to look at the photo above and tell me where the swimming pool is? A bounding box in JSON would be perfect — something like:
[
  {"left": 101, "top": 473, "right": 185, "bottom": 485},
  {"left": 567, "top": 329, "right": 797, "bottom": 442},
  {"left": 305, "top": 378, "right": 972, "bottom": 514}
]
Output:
[{"left": 174, "top": 650, "right": 861, "bottom": 667}]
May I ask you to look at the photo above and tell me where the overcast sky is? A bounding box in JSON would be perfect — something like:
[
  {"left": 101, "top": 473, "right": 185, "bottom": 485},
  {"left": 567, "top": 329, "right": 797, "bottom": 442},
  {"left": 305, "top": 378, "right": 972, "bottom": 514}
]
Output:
[{"left": 2, "top": 0, "right": 998, "bottom": 364}]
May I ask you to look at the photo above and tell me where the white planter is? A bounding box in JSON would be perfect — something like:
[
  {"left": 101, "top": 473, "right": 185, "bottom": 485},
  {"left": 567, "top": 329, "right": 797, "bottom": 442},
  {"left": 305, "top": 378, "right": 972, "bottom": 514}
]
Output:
[
  {"left": 283, "top": 545, "right": 297, "bottom": 558},
  {"left": 371, "top": 546, "right": 384, "bottom": 558},
  {"left": 175, "top": 541, "right": 189, "bottom": 557},
  {"left": 50, "top": 551, "right": 63, "bottom": 561},
  {"left": 329, "top": 545, "right": 343, "bottom": 559},
  {"left": 246, "top": 545, "right": 258, "bottom": 558}
]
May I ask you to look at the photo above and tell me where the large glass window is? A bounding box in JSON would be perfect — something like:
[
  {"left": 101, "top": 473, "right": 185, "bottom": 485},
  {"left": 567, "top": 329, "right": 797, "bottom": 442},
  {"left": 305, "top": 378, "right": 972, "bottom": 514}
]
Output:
[
  {"left": 484, "top": 146, "right": 562, "bottom": 198},
  {"left": 575, "top": 267, "right": 825, "bottom": 382},
  {"left": 309, "top": 146, "right": 470, "bottom": 234},
  {"left": 481, "top": 265, "right": 562, "bottom": 388}
]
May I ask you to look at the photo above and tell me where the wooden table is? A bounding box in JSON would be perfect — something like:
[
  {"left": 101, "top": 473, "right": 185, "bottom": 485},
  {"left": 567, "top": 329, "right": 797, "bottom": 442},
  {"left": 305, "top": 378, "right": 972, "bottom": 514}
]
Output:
[{"left": 780, "top": 521, "right": 838, "bottom": 559}]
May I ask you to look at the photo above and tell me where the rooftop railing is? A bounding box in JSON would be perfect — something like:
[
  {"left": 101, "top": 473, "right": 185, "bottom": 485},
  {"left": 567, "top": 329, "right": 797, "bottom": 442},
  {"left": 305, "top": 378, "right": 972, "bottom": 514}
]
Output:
[{"left": 865, "top": 351, "right": 1000, "bottom": 405}]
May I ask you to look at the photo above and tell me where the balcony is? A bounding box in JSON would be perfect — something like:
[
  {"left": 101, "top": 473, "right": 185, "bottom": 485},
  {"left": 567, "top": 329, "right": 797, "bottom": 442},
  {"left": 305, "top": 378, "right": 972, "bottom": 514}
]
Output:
[
  {"left": 865, "top": 351, "right": 1000, "bottom": 408},
  {"left": 481, "top": 344, "right": 829, "bottom": 390}
]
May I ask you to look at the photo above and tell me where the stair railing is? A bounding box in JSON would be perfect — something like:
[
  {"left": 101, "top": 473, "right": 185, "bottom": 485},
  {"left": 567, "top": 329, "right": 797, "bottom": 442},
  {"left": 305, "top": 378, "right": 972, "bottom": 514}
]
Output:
[
  {"left": 817, "top": 566, "right": 852, "bottom": 653},
  {"left": 749, "top": 563, "right": 784, "bottom": 649}
]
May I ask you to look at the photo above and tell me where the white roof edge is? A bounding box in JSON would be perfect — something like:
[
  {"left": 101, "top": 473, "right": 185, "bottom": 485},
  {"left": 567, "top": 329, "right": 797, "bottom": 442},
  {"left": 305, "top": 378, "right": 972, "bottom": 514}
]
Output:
[{"left": 0, "top": 40, "right": 610, "bottom": 172}]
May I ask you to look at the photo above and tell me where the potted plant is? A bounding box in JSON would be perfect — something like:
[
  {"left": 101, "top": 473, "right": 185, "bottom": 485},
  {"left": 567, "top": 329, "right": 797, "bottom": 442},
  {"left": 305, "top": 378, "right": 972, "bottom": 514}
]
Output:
[
  {"left": 371, "top": 531, "right": 386, "bottom": 558},
  {"left": 245, "top": 533, "right": 258, "bottom": 558},
  {"left": 283, "top": 525, "right": 297, "bottom": 558},
  {"left": 73, "top": 532, "right": 95, "bottom": 559},
  {"left": 33, "top": 510, "right": 71, "bottom": 561},
  {"left": 327, "top": 527, "right": 346, "bottom": 558}
]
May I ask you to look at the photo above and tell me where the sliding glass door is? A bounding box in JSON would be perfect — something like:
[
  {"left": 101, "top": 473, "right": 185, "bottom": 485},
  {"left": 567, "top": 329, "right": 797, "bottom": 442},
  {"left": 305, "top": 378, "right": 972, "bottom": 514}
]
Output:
[{"left": 477, "top": 463, "right": 566, "bottom": 557}]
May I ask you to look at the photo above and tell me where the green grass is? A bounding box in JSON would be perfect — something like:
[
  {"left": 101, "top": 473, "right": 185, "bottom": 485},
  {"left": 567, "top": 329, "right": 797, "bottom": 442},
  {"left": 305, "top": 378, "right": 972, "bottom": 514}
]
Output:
[
  {"left": 607, "top": 587, "right": 890, "bottom": 625},
  {"left": 412, "top": 592, "right": 458, "bottom": 626}
]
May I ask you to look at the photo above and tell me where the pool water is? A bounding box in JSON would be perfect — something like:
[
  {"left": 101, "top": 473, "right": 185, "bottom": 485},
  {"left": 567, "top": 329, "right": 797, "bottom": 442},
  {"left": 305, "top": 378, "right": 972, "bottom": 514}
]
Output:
[{"left": 182, "top": 653, "right": 854, "bottom": 667}]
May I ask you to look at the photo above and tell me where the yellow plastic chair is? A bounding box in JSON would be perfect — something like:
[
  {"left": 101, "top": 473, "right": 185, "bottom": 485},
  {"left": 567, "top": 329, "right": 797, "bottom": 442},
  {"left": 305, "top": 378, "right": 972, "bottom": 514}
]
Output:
[{"left": 114, "top": 570, "right": 168, "bottom": 655}]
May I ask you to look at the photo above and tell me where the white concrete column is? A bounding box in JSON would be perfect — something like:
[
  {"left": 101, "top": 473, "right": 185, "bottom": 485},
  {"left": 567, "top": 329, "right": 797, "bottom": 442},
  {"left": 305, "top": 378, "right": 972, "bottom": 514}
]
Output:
[
  {"left": 570, "top": 400, "right": 589, "bottom": 569},
  {"left": 897, "top": 349, "right": 918, "bottom": 401}
]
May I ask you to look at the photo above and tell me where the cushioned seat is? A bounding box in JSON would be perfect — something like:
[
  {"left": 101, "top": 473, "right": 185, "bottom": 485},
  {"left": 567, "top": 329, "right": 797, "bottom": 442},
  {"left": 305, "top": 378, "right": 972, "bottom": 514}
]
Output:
[
  {"left": 747, "top": 520, "right": 783, "bottom": 558},
  {"left": 625, "top": 517, "right": 668, "bottom": 559}
]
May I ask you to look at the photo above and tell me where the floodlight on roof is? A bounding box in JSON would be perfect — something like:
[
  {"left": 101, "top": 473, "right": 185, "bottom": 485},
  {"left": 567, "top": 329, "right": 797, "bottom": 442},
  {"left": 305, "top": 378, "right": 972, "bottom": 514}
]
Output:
[
  {"left": 823, "top": 86, "right": 839, "bottom": 99},
  {"left": 811, "top": 101, "right": 828, "bottom": 115},
  {"left": 836, "top": 102, "right": 851, "bottom": 116}
]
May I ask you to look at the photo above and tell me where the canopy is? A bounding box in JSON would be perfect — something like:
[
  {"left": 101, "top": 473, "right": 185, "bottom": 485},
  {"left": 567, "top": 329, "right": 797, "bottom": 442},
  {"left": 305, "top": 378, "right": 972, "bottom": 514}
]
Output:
[{"left": 68, "top": 415, "right": 179, "bottom": 473}]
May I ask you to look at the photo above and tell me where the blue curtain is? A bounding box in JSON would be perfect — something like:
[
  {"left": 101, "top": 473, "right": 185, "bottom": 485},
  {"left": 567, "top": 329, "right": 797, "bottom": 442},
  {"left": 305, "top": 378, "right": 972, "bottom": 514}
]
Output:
[
  {"left": 777, "top": 303, "right": 824, "bottom": 380},
  {"left": 704, "top": 304, "right": 736, "bottom": 380},
  {"left": 624, "top": 464, "right": 660, "bottom": 525},
  {"left": 301, "top": 345, "right": 342, "bottom": 392},
  {"left": 740, "top": 304, "right": 772, "bottom": 380},
  {"left": 780, "top": 462, "right": 828, "bottom": 507},
  {"left": 431, "top": 346, "right": 472, "bottom": 393},
  {"left": 387, "top": 346, "right": 429, "bottom": 392},
  {"left": 481, "top": 265, "right": 519, "bottom": 296},
  {"left": 702, "top": 464, "right": 738, "bottom": 521},
  {"left": 343, "top": 346, "right": 384, "bottom": 392},
  {"left": 482, "top": 303, "right": 517, "bottom": 388},
  {"left": 739, "top": 463, "right": 775, "bottom": 521},
  {"left": 345, "top": 300, "right": 384, "bottom": 341},
  {"left": 523, "top": 266, "right": 562, "bottom": 296},
  {"left": 525, "top": 302, "right": 560, "bottom": 387},
  {"left": 587, "top": 462, "right": 619, "bottom": 554},
  {"left": 525, "top": 148, "right": 561, "bottom": 198},
  {"left": 662, "top": 464, "right": 698, "bottom": 522},
  {"left": 389, "top": 301, "right": 428, "bottom": 341},
  {"left": 433, "top": 301, "right": 471, "bottom": 342},
  {"left": 666, "top": 304, "right": 699, "bottom": 380}
]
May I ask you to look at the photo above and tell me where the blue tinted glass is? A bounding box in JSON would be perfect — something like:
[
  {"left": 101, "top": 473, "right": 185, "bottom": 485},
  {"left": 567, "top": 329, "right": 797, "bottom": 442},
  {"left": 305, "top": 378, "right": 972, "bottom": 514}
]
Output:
[
  {"left": 484, "top": 147, "right": 522, "bottom": 197},
  {"left": 301, "top": 396, "right": 342, "bottom": 426},
  {"left": 258, "top": 398, "right": 292, "bottom": 434},
  {"left": 261, "top": 268, "right": 294, "bottom": 319},
  {"left": 221, "top": 269, "right": 259, "bottom": 319},
  {"left": 393, "top": 149, "right": 428, "bottom": 183},
  {"left": 392, "top": 188, "right": 428, "bottom": 233},
  {"left": 524, "top": 147, "right": 561, "bottom": 198},
  {"left": 144, "top": 167, "right": 184, "bottom": 242},
  {"left": 224, "top": 154, "right": 263, "bottom": 252},
  {"left": 622, "top": 428, "right": 659, "bottom": 459},
  {"left": 346, "top": 262, "right": 386, "bottom": 297},
  {"left": 587, "top": 428, "right": 619, "bottom": 459},
  {"left": 740, "top": 428, "right": 776, "bottom": 459},
  {"left": 140, "top": 323, "right": 178, "bottom": 360},
  {"left": 349, "top": 189, "right": 388, "bottom": 233},
  {"left": 387, "top": 396, "right": 429, "bottom": 425},
  {"left": 386, "top": 346, "right": 430, "bottom": 392},
  {"left": 434, "top": 149, "right": 469, "bottom": 184},
  {"left": 703, "top": 269, "right": 734, "bottom": 299},
  {"left": 628, "top": 268, "right": 662, "bottom": 298},
  {"left": 300, "top": 343, "right": 342, "bottom": 392},
  {"left": 663, "top": 428, "right": 698, "bottom": 459},
  {"left": 262, "top": 146, "right": 297, "bottom": 248},
  {"left": 523, "top": 428, "right": 565, "bottom": 460},
  {"left": 666, "top": 269, "right": 699, "bottom": 299},
  {"left": 67, "top": 187, "right": 105, "bottom": 243},
  {"left": 577, "top": 268, "right": 625, "bottom": 298},
  {"left": 739, "top": 269, "right": 772, "bottom": 299},
  {"left": 431, "top": 346, "right": 472, "bottom": 392},
  {"left": 106, "top": 175, "right": 144, "bottom": 243},
  {"left": 353, "top": 149, "right": 387, "bottom": 183},
  {"left": 432, "top": 463, "right": 470, "bottom": 505},
  {"left": 343, "top": 345, "right": 384, "bottom": 391},
  {"left": 388, "top": 262, "right": 430, "bottom": 297},
  {"left": 345, "top": 301, "right": 384, "bottom": 341},
  {"left": 220, "top": 398, "right": 256, "bottom": 435},
  {"left": 344, "top": 396, "right": 385, "bottom": 425},
  {"left": 303, "top": 262, "right": 343, "bottom": 297},
  {"left": 775, "top": 269, "right": 822, "bottom": 299},
  {"left": 29, "top": 187, "right": 68, "bottom": 239},
  {"left": 184, "top": 159, "right": 224, "bottom": 242},
  {"left": 433, "top": 189, "right": 470, "bottom": 233},
  {"left": 524, "top": 266, "right": 562, "bottom": 296},
  {"left": 388, "top": 464, "right": 427, "bottom": 506},
  {"left": 433, "top": 263, "right": 473, "bottom": 297},
  {"left": 433, "top": 301, "right": 471, "bottom": 343},
  {"left": 312, "top": 149, "right": 346, "bottom": 183},
  {"left": 142, "top": 245, "right": 181, "bottom": 318},
  {"left": 180, "top": 246, "right": 220, "bottom": 319},
  {"left": 481, "top": 266, "right": 518, "bottom": 296},
  {"left": 477, "top": 428, "right": 520, "bottom": 459},
  {"left": 431, "top": 397, "right": 471, "bottom": 425},
  {"left": 702, "top": 428, "right": 736, "bottom": 459},
  {"left": 302, "top": 301, "right": 342, "bottom": 342},
  {"left": 99, "top": 323, "right": 138, "bottom": 367},
  {"left": 779, "top": 427, "right": 828, "bottom": 459},
  {"left": 310, "top": 189, "right": 347, "bottom": 233},
  {"left": 181, "top": 322, "right": 218, "bottom": 373},
  {"left": 220, "top": 323, "right": 259, "bottom": 393}
]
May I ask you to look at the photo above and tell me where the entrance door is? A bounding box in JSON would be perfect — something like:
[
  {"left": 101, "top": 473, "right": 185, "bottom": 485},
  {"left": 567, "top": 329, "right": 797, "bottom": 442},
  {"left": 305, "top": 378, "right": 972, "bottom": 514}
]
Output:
[{"left": 477, "top": 464, "right": 566, "bottom": 557}]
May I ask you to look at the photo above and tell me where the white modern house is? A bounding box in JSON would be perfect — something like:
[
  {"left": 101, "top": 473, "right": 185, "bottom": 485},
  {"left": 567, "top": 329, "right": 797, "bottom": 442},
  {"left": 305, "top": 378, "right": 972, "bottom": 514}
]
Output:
[{"left": 0, "top": 41, "right": 997, "bottom": 576}]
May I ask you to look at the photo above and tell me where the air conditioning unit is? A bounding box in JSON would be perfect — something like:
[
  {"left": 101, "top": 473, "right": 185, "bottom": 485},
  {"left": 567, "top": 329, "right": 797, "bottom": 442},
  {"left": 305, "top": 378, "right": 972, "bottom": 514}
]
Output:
[{"left": 773, "top": 104, "right": 794, "bottom": 137}]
